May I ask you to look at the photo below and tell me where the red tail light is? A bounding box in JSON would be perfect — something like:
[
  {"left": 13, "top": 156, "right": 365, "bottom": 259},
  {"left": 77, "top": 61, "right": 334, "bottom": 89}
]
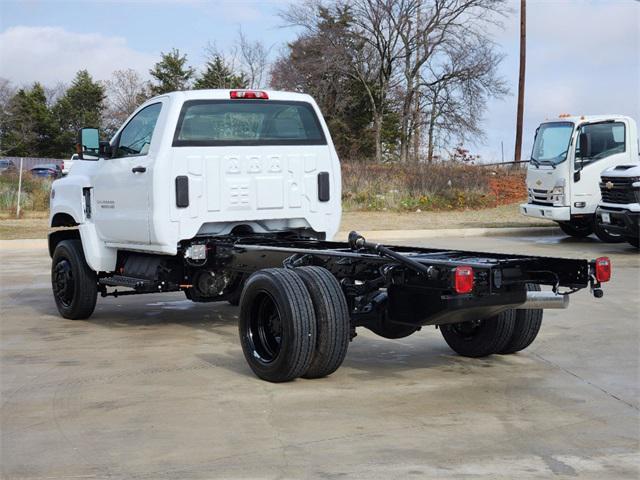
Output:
[
  {"left": 454, "top": 266, "right": 474, "bottom": 294},
  {"left": 594, "top": 257, "right": 611, "bottom": 283},
  {"left": 230, "top": 90, "right": 269, "bottom": 99}
]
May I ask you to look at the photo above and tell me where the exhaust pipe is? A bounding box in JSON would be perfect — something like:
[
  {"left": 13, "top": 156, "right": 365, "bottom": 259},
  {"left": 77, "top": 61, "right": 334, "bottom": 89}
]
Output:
[{"left": 517, "top": 291, "right": 569, "bottom": 310}]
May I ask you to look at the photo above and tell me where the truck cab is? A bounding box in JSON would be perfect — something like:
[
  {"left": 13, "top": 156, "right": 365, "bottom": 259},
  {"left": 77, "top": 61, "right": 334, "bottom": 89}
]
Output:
[
  {"left": 520, "top": 115, "right": 639, "bottom": 241},
  {"left": 50, "top": 89, "right": 342, "bottom": 272}
]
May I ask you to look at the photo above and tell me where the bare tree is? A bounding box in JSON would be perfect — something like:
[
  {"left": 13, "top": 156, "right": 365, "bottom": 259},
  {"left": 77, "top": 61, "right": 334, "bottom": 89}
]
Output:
[
  {"left": 103, "top": 69, "right": 149, "bottom": 134},
  {"left": 420, "top": 35, "right": 507, "bottom": 162},
  {"left": 395, "top": 0, "right": 506, "bottom": 162},
  {"left": 236, "top": 30, "right": 272, "bottom": 88}
]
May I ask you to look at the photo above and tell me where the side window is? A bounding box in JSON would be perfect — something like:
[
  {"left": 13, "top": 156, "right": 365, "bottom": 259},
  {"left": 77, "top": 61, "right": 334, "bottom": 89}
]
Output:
[
  {"left": 114, "top": 103, "right": 162, "bottom": 158},
  {"left": 576, "top": 122, "right": 626, "bottom": 168}
]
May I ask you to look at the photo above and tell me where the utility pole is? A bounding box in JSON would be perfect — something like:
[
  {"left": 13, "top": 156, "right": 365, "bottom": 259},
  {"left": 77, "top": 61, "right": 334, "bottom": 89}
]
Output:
[{"left": 514, "top": 0, "right": 526, "bottom": 167}]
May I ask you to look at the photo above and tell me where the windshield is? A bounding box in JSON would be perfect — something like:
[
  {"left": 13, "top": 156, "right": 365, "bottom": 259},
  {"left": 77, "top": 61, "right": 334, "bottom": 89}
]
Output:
[
  {"left": 531, "top": 122, "right": 574, "bottom": 165},
  {"left": 173, "top": 100, "right": 327, "bottom": 146}
]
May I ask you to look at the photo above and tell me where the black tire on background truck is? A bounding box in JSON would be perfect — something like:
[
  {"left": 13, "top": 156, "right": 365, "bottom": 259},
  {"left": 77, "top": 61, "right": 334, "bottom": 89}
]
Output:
[
  {"left": 626, "top": 236, "right": 640, "bottom": 249},
  {"left": 499, "top": 283, "right": 544, "bottom": 354},
  {"left": 593, "top": 220, "right": 625, "bottom": 243},
  {"left": 440, "top": 310, "right": 515, "bottom": 357},
  {"left": 239, "top": 268, "right": 316, "bottom": 382},
  {"left": 51, "top": 239, "right": 98, "bottom": 320},
  {"left": 294, "top": 266, "right": 350, "bottom": 379},
  {"left": 558, "top": 221, "right": 593, "bottom": 238}
]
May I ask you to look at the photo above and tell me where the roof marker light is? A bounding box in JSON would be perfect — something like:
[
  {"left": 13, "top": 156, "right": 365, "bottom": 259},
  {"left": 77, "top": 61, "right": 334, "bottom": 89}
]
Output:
[{"left": 230, "top": 90, "right": 269, "bottom": 99}]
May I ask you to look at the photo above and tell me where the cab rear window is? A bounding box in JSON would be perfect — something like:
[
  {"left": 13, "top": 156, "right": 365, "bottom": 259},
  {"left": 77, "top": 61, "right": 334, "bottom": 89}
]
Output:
[{"left": 173, "top": 100, "right": 327, "bottom": 146}]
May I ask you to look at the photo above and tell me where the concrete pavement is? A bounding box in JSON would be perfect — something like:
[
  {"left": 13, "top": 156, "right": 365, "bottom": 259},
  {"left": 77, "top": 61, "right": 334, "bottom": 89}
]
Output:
[{"left": 1, "top": 233, "right": 639, "bottom": 479}]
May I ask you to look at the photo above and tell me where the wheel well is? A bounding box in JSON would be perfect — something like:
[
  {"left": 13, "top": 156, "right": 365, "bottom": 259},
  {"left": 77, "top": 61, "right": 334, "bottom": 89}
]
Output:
[
  {"left": 48, "top": 229, "right": 81, "bottom": 257},
  {"left": 51, "top": 213, "right": 78, "bottom": 228}
]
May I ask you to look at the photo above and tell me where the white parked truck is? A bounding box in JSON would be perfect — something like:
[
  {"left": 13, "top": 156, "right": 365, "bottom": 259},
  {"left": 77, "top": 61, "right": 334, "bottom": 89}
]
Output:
[
  {"left": 520, "top": 115, "right": 639, "bottom": 241},
  {"left": 596, "top": 164, "right": 640, "bottom": 249},
  {"left": 49, "top": 90, "right": 611, "bottom": 382}
]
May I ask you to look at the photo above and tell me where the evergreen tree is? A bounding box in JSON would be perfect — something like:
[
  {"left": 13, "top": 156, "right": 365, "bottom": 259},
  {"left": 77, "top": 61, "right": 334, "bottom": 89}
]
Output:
[
  {"left": 193, "top": 56, "right": 247, "bottom": 89},
  {"left": 149, "top": 49, "right": 195, "bottom": 95},
  {"left": 0, "top": 83, "right": 57, "bottom": 157},
  {"left": 53, "top": 70, "right": 105, "bottom": 155}
]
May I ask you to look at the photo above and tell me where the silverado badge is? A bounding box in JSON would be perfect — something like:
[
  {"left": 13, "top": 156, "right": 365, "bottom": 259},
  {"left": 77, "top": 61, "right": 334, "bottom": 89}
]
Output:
[
  {"left": 536, "top": 180, "right": 542, "bottom": 186},
  {"left": 605, "top": 181, "right": 614, "bottom": 189}
]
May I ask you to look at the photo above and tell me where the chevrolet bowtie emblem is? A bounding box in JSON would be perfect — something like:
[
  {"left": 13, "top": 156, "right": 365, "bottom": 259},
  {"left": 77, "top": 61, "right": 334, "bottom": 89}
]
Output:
[
  {"left": 536, "top": 180, "right": 542, "bottom": 186},
  {"left": 605, "top": 181, "right": 614, "bottom": 189}
]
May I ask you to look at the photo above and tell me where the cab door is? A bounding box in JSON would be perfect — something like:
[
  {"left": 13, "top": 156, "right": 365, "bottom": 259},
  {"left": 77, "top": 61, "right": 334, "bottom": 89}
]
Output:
[
  {"left": 92, "top": 102, "right": 163, "bottom": 245},
  {"left": 572, "top": 121, "right": 629, "bottom": 212}
]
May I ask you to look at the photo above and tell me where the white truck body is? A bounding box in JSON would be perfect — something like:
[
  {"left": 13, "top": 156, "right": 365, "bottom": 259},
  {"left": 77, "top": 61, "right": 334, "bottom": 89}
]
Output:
[
  {"left": 50, "top": 90, "right": 342, "bottom": 272},
  {"left": 596, "top": 164, "right": 640, "bottom": 247},
  {"left": 520, "top": 115, "right": 639, "bottom": 230}
]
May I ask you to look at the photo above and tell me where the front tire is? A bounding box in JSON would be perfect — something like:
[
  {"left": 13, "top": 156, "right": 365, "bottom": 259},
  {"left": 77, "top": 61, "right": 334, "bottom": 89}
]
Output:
[
  {"left": 294, "top": 266, "right": 350, "bottom": 379},
  {"left": 51, "top": 239, "right": 98, "bottom": 319},
  {"left": 239, "top": 268, "right": 316, "bottom": 382},
  {"left": 626, "top": 235, "right": 640, "bottom": 249},
  {"left": 440, "top": 310, "right": 515, "bottom": 357},
  {"left": 593, "top": 220, "right": 625, "bottom": 243},
  {"left": 559, "top": 220, "right": 593, "bottom": 238}
]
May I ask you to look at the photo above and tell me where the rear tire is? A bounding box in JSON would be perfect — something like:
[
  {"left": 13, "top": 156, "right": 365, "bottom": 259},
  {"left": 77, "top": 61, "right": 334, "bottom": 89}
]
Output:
[
  {"left": 499, "top": 284, "right": 543, "bottom": 354},
  {"left": 593, "top": 220, "right": 625, "bottom": 243},
  {"left": 440, "top": 310, "right": 515, "bottom": 358},
  {"left": 294, "top": 266, "right": 350, "bottom": 379},
  {"left": 239, "top": 268, "right": 315, "bottom": 382},
  {"left": 51, "top": 239, "right": 98, "bottom": 319},
  {"left": 559, "top": 221, "right": 593, "bottom": 238}
]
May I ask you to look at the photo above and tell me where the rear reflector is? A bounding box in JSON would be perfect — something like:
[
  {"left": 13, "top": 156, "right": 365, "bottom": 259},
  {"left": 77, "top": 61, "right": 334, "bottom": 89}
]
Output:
[
  {"left": 594, "top": 257, "right": 611, "bottom": 283},
  {"left": 230, "top": 90, "right": 269, "bottom": 99},
  {"left": 454, "top": 266, "right": 474, "bottom": 294}
]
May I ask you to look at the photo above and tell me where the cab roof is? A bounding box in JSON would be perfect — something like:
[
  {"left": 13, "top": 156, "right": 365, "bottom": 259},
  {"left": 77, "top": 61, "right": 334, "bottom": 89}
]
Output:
[{"left": 148, "top": 89, "right": 316, "bottom": 104}]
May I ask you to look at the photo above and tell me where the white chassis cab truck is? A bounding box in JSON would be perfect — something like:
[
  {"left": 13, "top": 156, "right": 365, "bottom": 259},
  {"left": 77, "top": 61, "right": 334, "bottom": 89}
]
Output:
[
  {"left": 520, "top": 115, "right": 638, "bottom": 242},
  {"left": 50, "top": 90, "right": 611, "bottom": 382}
]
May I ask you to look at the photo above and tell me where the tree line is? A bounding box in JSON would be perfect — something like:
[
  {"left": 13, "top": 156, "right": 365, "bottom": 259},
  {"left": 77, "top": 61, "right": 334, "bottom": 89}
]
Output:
[{"left": 0, "top": 0, "right": 508, "bottom": 162}]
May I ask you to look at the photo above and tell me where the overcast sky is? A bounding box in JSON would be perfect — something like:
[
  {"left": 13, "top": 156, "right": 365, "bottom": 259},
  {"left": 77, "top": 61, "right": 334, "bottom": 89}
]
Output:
[{"left": 0, "top": 0, "right": 638, "bottom": 161}]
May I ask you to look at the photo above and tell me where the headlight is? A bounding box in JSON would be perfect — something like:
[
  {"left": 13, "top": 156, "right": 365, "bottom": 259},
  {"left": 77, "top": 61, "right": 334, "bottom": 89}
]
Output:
[{"left": 551, "top": 186, "right": 564, "bottom": 195}]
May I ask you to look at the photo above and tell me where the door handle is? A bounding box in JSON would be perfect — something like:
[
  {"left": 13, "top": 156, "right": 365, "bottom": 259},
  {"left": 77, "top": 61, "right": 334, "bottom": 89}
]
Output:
[{"left": 132, "top": 166, "right": 146, "bottom": 173}]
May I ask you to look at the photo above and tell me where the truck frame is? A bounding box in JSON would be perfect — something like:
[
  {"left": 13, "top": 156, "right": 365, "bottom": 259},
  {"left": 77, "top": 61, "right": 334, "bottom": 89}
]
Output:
[{"left": 49, "top": 89, "right": 611, "bottom": 383}]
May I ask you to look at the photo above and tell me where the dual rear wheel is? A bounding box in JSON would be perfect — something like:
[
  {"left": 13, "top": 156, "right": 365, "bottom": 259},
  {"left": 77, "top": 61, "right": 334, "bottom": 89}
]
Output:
[
  {"left": 440, "top": 284, "right": 544, "bottom": 357},
  {"left": 238, "top": 266, "right": 350, "bottom": 383}
]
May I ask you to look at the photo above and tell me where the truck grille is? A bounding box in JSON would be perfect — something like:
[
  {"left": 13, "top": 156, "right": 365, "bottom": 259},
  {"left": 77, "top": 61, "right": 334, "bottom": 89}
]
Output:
[
  {"left": 530, "top": 188, "right": 553, "bottom": 205},
  {"left": 599, "top": 178, "right": 639, "bottom": 205}
]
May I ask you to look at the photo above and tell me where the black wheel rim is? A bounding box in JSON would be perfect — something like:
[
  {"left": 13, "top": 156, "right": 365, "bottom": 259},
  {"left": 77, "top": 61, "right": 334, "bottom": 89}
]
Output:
[
  {"left": 53, "top": 258, "right": 74, "bottom": 307},
  {"left": 451, "top": 320, "right": 483, "bottom": 341},
  {"left": 247, "top": 291, "right": 282, "bottom": 363}
]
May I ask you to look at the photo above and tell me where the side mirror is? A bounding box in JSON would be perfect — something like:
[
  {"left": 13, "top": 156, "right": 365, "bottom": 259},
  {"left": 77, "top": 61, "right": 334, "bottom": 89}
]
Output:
[
  {"left": 76, "top": 128, "right": 100, "bottom": 160},
  {"left": 99, "top": 141, "right": 112, "bottom": 158},
  {"left": 579, "top": 132, "right": 590, "bottom": 159},
  {"left": 574, "top": 170, "right": 581, "bottom": 182}
]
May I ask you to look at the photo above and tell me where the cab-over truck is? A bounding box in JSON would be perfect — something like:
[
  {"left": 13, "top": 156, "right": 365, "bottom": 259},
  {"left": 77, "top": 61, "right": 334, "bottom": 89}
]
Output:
[{"left": 49, "top": 90, "right": 611, "bottom": 382}]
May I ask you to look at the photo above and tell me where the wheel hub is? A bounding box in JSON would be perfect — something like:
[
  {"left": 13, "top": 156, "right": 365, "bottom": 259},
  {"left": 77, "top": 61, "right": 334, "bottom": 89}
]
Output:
[{"left": 53, "top": 259, "right": 74, "bottom": 307}]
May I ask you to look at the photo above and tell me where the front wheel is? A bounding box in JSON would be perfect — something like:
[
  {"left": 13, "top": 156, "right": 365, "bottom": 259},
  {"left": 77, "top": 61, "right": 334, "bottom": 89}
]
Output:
[
  {"left": 593, "top": 220, "right": 625, "bottom": 243},
  {"left": 51, "top": 239, "right": 98, "bottom": 319},
  {"left": 440, "top": 310, "right": 515, "bottom": 357},
  {"left": 626, "top": 235, "right": 640, "bottom": 249},
  {"left": 558, "top": 221, "right": 593, "bottom": 238}
]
